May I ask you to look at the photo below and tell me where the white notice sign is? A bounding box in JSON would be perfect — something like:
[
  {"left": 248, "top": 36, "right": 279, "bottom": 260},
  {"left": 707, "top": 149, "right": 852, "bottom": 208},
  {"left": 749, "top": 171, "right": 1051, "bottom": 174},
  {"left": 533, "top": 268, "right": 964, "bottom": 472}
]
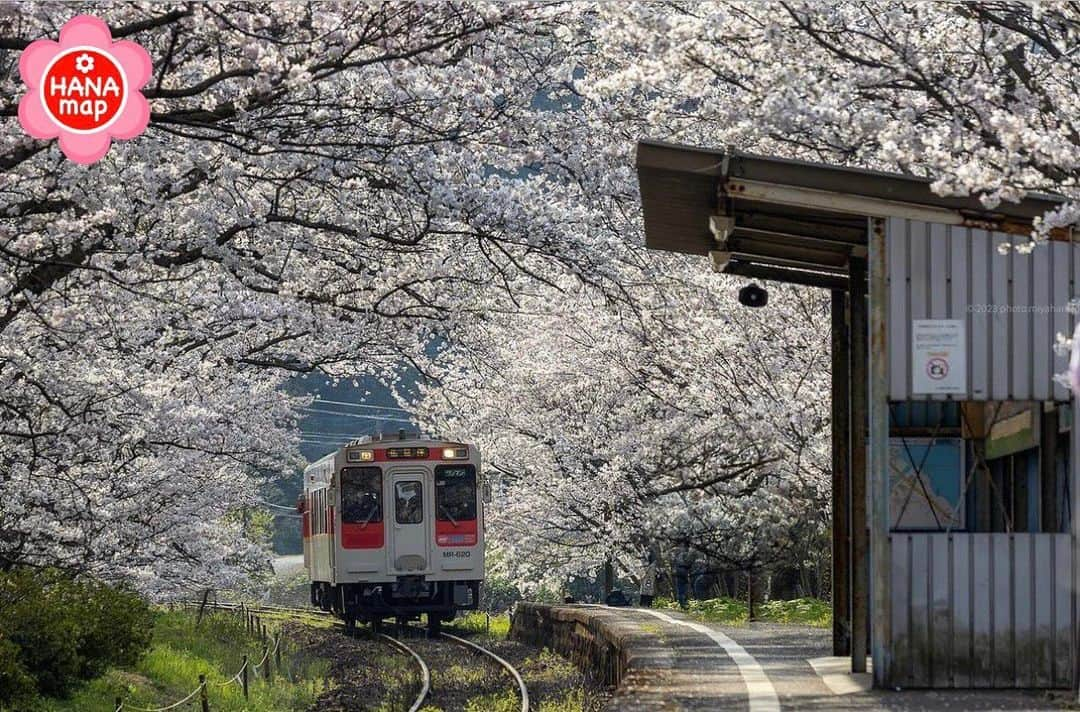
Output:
[{"left": 912, "top": 319, "right": 966, "bottom": 395}]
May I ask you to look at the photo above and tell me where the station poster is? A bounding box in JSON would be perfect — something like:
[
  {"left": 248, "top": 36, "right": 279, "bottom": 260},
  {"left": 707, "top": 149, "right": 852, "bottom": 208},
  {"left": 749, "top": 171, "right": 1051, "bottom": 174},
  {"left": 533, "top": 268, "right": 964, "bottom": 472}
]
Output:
[{"left": 912, "top": 319, "right": 966, "bottom": 395}]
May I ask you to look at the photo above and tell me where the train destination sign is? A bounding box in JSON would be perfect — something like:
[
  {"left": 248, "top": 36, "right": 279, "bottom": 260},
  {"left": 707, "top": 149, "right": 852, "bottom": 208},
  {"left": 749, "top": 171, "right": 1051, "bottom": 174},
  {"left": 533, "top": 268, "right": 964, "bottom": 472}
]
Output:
[{"left": 911, "top": 319, "right": 966, "bottom": 395}]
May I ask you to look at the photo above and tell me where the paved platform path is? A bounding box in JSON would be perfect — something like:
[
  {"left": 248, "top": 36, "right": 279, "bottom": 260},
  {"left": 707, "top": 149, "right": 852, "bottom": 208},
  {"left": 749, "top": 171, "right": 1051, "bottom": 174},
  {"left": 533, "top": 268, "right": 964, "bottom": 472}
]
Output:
[{"left": 617, "top": 608, "right": 1068, "bottom": 711}]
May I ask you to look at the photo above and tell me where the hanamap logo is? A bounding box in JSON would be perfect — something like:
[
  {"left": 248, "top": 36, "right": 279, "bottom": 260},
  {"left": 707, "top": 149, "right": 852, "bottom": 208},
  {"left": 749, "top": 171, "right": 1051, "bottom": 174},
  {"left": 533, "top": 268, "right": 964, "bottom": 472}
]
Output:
[{"left": 18, "top": 15, "right": 151, "bottom": 164}]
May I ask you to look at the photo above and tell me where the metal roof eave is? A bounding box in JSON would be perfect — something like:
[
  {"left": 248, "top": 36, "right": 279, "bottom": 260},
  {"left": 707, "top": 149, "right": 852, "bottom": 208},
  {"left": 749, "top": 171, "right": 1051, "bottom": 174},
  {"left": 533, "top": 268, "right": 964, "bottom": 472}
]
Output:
[{"left": 636, "top": 139, "right": 1068, "bottom": 282}]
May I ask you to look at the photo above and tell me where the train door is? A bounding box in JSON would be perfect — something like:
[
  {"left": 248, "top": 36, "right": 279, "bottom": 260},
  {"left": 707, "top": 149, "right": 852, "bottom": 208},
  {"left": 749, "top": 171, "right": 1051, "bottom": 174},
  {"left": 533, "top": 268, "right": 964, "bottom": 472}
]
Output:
[{"left": 388, "top": 467, "right": 430, "bottom": 573}]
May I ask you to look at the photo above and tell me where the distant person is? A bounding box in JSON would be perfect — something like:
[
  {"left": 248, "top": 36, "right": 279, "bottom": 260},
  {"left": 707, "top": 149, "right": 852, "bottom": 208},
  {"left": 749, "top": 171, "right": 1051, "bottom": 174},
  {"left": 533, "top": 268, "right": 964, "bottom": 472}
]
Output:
[
  {"left": 639, "top": 550, "right": 658, "bottom": 607},
  {"left": 674, "top": 541, "right": 694, "bottom": 609},
  {"left": 691, "top": 557, "right": 713, "bottom": 599}
]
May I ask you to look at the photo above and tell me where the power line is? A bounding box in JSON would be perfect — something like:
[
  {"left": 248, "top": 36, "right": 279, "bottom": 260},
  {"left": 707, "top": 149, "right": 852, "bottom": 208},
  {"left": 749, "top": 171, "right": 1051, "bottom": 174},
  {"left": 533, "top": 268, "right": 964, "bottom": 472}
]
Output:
[
  {"left": 299, "top": 407, "right": 413, "bottom": 422},
  {"left": 256, "top": 499, "right": 298, "bottom": 511},
  {"left": 310, "top": 398, "right": 412, "bottom": 414}
]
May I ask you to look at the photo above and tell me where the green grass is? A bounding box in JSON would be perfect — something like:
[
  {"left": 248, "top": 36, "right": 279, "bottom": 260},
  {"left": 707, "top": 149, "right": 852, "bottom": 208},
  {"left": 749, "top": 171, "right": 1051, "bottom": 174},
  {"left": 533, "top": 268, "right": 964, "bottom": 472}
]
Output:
[
  {"left": 30, "top": 609, "right": 329, "bottom": 712},
  {"left": 654, "top": 595, "right": 749, "bottom": 624},
  {"left": 536, "top": 689, "right": 589, "bottom": 712},
  {"left": 449, "top": 611, "right": 511, "bottom": 639},
  {"left": 465, "top": 690, "right": 520, "bottom": 711},
  {"left": 757, "top": 598, "right": 832, "bottom": 627},
  {"left": 652, "top": 596, "right": 832, "bottom": 628}
]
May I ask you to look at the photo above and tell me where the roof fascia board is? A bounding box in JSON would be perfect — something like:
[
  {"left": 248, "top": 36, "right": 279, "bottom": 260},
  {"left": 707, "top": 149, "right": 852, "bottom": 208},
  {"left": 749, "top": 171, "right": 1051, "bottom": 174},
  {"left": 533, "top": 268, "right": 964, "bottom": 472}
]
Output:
[{"left": 726, "top": 179, "right": 965, "bottom": 226}]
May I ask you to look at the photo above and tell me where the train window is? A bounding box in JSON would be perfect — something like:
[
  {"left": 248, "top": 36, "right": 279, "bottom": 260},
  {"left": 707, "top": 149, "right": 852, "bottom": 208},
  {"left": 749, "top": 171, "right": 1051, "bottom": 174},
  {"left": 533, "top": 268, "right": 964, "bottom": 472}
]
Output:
[
  {"left": 435, "top": 465, "right": 477, "bottom": 522},
  {"left": 395, "top": 481, "right": 423, "bottom": 524},
  {"left": 341, "top": 467, "right": 382, "bottom": 525}
]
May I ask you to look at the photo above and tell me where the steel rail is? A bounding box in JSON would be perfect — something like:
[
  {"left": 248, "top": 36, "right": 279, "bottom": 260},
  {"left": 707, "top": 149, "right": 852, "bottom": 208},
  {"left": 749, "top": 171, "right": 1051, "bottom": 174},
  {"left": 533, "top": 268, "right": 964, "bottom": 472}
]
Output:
[
  {"left": 180, "top": 602, "right": 429, "bottom": 710},
  {"left": 438, "top": 630, "right": 529, "bottom": 712},
  {"left": 378, "top": 633, "right": 432, "bottom": 712},
  {"left": 185, "top": 601, "right": 524, "bottom": 711}
]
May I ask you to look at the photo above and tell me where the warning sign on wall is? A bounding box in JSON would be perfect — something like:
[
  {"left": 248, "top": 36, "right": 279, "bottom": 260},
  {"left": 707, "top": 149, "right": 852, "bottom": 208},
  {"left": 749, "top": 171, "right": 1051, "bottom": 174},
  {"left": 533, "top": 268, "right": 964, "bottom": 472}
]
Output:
[{"left": 912, "top": 319, "right": 966, "bottom": 395}]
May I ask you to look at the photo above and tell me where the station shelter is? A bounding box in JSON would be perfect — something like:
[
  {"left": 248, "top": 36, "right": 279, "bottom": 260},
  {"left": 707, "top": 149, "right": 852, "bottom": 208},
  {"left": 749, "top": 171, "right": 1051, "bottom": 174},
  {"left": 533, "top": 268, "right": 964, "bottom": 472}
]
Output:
[{"left": 635, "top": 139, "right": 1079, "bottom": 690}]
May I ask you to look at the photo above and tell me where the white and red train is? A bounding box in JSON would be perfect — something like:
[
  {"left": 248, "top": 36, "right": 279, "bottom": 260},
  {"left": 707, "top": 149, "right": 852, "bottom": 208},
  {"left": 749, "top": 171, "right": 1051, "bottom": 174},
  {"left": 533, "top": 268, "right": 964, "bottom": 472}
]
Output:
[{"left": 299, "top": 432, "right": 484, "bottom": 634}]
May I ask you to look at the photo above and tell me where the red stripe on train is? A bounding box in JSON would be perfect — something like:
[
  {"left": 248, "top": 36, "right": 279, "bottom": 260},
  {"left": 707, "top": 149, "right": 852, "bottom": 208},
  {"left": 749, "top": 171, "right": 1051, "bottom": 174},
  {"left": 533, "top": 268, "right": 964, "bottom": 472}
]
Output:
[
  {"left": 341, "top": 521, "right": 384, "bottom": 549},
  {"left": 435, "top": 518, "right": 478, "bottom": 547}
]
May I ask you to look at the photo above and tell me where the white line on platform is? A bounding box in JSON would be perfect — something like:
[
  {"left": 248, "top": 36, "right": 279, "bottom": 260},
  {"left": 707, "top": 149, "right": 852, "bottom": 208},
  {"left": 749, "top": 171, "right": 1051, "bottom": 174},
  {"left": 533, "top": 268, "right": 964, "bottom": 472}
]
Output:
[{"left": 640, "top": 609, "right": 781, "bottom": 712}]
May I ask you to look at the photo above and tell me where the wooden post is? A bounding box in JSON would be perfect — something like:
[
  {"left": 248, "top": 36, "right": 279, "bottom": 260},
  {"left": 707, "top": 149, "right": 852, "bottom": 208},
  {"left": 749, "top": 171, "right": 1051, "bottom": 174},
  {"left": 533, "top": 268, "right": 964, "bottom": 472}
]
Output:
[
  {"left": 849, "top": 256, "right": 869, "bottom": 674},
  {"left": 275, "top": 633, "right": 282, "bottom": 670},
  {"left": 242, "top": 654, "right": 249, "bottom": 699},
  {"left": 196, "top": 589, "right": 210, "bottom": 626},
  {"left": 198, "top": 674, "right": 208, "bottom": 712},
  {"left": 832, "top": 288, "right": 852, "bottom": 657},
  {"left": 747, "top": 571, "right": 755, "bottom": 621},
  {"left": 262, "top": 645, "right": 270, "bottom": 682},
  {"left": 1070, "top": 399, "right": 1080, "bottom": 699},
  {"left": 1041, "top": 405, "right": 1059, "bottom": 531},
  {"left": 868, "top": 217, "right": 891, "bottom": 687},
  {"left": 602, "top": 558, "right": 614, "bottom": 600}
]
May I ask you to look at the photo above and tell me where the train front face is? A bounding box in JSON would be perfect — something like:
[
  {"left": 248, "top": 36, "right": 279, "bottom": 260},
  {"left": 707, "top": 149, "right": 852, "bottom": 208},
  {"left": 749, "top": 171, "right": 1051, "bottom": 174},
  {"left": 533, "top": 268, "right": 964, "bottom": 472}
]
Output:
[{"left": 335, "top": 438, "right": 484, "bottom": 623}]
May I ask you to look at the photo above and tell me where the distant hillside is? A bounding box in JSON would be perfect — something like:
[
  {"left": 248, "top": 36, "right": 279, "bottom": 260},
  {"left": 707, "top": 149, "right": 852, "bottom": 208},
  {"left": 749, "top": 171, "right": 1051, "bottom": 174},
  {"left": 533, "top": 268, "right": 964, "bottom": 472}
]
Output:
[{"left": 265, "top": 373, "right": 417, "bottom": 554}]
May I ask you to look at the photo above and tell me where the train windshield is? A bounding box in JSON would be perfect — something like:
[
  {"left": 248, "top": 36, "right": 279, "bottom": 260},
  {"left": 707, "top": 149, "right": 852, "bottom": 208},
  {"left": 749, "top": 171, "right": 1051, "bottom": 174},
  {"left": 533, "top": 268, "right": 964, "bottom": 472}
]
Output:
[
  {"left": 341, "top": 467, "right": 382, "bottom": 525},
  {"left": 435, "top": 465, "right": 477, "bottom": 523},
  {"left": 395, "top": 481, "right": 423, "bottom": 524}
]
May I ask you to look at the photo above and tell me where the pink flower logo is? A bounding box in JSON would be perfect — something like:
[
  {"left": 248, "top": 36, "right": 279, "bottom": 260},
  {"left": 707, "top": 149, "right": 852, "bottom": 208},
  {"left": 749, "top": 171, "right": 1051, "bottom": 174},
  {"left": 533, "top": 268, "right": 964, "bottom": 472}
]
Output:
[{"left": 18, "top": 15, "right": 152, "bottom": 164}]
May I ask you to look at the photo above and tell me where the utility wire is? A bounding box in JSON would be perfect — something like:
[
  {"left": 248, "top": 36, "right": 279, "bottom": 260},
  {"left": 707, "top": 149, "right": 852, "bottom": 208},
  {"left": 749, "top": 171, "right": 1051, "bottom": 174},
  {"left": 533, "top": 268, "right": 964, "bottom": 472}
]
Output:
[
  {"left": 255, "top": 499, "right": 297, "bottom": 511},
  {"left": 299, "top": 407, "right": 412, "bottom": 422},
  {"left": 310, "top": 398, "right": 411, "bottom": 413}
]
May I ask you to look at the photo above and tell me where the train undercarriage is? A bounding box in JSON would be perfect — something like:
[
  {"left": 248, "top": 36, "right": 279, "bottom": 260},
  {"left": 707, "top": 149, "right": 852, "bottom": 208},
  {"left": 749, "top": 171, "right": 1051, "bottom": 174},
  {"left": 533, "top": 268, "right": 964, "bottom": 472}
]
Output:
[{"left": 311, "top": 578, "right": 481, "bottom": 635}]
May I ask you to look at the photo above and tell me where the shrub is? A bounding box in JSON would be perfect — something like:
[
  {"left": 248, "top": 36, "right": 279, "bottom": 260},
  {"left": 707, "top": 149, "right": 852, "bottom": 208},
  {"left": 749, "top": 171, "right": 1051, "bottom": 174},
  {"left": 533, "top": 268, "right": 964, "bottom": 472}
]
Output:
[
  {"left": 0, "top": 568, "right": 153, "bottom": 703},
  {"left": 0, "top": 638, "right": 35, "bottom": 707},
  {"left": 757, "top": 597, "right": 831, "bottom": 627},
  {"left": 480, "top": 573, "right": 522, "bottom": 613}
]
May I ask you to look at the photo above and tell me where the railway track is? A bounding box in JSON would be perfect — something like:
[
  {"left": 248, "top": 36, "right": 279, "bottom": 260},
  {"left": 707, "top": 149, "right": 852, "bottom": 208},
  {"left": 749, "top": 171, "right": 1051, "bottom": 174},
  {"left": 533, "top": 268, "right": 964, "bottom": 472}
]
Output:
[{"left": 187, "top": 600, "right": 528, "bottom": 711}]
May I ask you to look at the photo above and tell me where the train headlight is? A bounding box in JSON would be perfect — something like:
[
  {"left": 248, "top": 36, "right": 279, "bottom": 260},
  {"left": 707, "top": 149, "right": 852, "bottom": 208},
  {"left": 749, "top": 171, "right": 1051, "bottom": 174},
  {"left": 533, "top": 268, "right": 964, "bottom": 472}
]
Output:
[
  {"left": 347, "top": 449, "right": 375, "bottom": 462},
  {"left": 442, "top": 447, "right": 468, "bottom": 459}
]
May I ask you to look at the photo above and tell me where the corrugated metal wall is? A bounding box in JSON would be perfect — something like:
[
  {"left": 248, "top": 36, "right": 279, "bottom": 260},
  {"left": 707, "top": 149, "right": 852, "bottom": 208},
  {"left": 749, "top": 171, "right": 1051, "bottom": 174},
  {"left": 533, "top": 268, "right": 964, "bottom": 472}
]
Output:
[
  {"left": 886, "top": 218, "right": 1077, "bottom": 402},
  {"left": 889, "top": 532, "right": 1073, "bottom": 688},
  {"left": 883, "top": 219, "right": 1079, "bottom": 689}
]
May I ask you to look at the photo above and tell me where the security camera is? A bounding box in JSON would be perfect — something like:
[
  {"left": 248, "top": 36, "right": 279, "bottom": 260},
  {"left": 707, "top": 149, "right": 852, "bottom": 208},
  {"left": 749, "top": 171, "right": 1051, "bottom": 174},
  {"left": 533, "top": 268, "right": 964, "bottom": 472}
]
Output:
[{"left": 738, "top": 282, "right": 768, "bottom": 308}]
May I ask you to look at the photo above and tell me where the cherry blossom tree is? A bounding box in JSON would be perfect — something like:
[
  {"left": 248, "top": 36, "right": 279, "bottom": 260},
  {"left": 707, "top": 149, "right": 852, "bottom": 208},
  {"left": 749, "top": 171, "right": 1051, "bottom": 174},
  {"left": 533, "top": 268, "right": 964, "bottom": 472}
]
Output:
[
  {"left": 409, "top": 0, "right": 1080, "bottom": 590},
  {"left": 586, "top": 1, "right": 1080, "bottom": 241},
  {"left": 411, "top": 264, "right": 833, "bottom": 589},
  {"left": 6, "top": 1, "right": 1078, "bottom": 596},
  {"left": 0, "top": 2, "right": 600, "bottom": 590}
]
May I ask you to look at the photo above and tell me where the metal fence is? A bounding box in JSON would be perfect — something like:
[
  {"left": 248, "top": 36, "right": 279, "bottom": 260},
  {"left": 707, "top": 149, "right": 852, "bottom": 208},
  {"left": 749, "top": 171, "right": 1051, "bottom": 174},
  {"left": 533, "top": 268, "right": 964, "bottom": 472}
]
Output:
[{"left": 889, "top": 532, "right": 1073, "bottom": 688}]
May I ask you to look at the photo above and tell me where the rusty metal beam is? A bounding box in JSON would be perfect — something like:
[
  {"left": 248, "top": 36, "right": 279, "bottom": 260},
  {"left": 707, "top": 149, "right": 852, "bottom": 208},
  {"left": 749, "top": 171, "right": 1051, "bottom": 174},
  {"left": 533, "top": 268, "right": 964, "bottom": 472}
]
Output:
[
  {"left": 832, "top": 288, "right": 852, "bottom": 656},
  {"left": 849, "top": 255, "right": 869, "bottom": 674},
  {"left": 723, "top": 260, "right": 849, "bottom": 290}
]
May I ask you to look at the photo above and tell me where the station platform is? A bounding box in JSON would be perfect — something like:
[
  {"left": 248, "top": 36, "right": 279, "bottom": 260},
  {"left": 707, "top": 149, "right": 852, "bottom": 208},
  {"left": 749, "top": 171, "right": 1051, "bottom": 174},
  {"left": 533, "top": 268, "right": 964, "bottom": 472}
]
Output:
[{"left": 510, "top": 603, "right": 1068, "bottom": 711}]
